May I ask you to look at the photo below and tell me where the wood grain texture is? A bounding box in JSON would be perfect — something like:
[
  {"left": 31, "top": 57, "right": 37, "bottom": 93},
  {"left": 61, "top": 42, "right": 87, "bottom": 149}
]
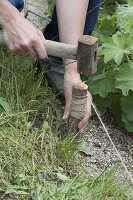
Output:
[
  {"left": 69, "top": 81, "right": 88, "bottom": 133},
  {"left": 77, "top": 35, "right": 98, "bottom": 75}
]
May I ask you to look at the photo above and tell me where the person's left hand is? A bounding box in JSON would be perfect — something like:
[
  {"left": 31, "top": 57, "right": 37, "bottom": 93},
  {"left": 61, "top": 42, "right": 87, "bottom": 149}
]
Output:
[{"left": 63, "top": 70, "right": 92, "bottom": 133}]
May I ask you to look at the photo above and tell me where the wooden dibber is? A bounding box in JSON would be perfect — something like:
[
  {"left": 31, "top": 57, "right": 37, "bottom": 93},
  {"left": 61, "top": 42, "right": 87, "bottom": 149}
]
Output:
[{"left": 69, "top": 82, "right": 88, "bottom": 133}]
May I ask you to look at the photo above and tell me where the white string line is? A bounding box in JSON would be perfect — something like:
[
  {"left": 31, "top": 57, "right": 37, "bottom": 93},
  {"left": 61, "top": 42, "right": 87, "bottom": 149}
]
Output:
[
  {"left": 91, "top": 101, "right": 133, "bottom": 184},
  {"left": 23, "top": 0, "right": 27, "bottom": 14},
  {"left": 86, "top": 0, "right": 106, "bottom": 15}
]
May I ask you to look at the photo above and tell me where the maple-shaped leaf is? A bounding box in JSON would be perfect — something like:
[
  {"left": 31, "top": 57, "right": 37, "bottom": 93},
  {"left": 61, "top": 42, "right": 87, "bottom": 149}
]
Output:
[
  {"left": 116, "top": 5, "right": 133, "bottom": 34},
  {"left": 115, "top": 62, "right": 133, "bottom": 96},
  {"left": 116, "top": 4, "right": 133, "bottom": 18},
  {"left": 99, "top": 34, "right": 133, "bottom": 65},
  {"left": 87, "top": 69, "right": 115, "bottom": 98},
  {"left": 94, "top": 17, "right": 116, "bottom": 41}
]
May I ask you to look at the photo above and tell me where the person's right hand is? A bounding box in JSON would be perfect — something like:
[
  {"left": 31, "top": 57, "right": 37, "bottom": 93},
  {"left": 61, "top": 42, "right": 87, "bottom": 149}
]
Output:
[{"left": 2, "top": 13, "right": 47, "bottom": 59}]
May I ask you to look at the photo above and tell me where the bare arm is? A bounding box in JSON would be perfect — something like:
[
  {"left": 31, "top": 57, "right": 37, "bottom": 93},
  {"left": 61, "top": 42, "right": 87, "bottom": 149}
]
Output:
[
  {"left": 0, "top": 0, "right": 47, "bottom": 59},
  {"left": 56, "top": 0, "right": 89, "bottom": 72},
  {"left": 56, "top": 0, "right": 92, "bottom": 133}
]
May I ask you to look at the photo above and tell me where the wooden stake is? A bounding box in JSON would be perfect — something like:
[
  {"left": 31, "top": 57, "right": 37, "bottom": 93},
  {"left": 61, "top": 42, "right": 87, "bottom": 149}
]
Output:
[{"left": 69, "top": 81, "right": 88, "bottom": 133}]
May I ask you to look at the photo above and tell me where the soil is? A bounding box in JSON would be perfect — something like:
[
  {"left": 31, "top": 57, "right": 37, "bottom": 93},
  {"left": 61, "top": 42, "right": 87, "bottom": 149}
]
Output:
[
  {"left": 81, "top": 116, "right": 133, "bottom": 182},
  {"left": 25, "top": 0, "right": 133, "bottom": 183}
]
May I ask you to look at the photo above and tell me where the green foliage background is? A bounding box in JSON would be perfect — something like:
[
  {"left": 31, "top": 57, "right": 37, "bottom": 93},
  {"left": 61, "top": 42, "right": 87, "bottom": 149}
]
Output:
[{"left": 87, "top": 0, "right": 133, "bottom": 132}]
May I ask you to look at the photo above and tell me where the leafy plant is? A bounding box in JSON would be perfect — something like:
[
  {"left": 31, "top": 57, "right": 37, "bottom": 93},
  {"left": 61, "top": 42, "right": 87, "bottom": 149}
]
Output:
[{"left": 88, "top": 0, "right": 133, "bottom": 131}]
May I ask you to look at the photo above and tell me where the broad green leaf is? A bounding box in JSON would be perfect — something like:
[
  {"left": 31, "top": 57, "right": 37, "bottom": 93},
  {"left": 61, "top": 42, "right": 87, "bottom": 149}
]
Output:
[
  {"left": 94, "top": 18, "right": 116, "bottom": 41},
  {"left": 79, "top": 141, "right": 94, "bottom": 156},
  {"left": 112, "top": 95, "right": 124, "bottom": 128},
  {"left": 121, "top": 94, "right": 133, "bottom": 121},
  {"left": 116, "top": 5, "right": 133, "bottom": 34},
  {"left": 125, "top": 121, "right": 133, "bottom": 132},
  {"left": 126, "top": 0, "right": 133, "bottom": 5},
  {"left": 0, "top": 97, "right": 12, "bottom": 114},
  {"left": 93, "top": 95, "right": 112, "bottom": 115},
  {"left": 56, "top": 172, "right": 69, "bottom": 181},
  {"left": 100, "top": 18, "right": 116, "bottom": 35},
  {"left": 122, "top": 113, "right": 133, "bottom": 132},
  {"left": 115, "top": 62, "right": 133, "bottom": 96},
  {"left": 99, "top": 34, "right": 133, "bottom": 65},
  {"left": 116, "top": 4, "right": 133, "bottom": 17},
  {"left": 87, "top": 70, "right": 115, "bottom": 98}
]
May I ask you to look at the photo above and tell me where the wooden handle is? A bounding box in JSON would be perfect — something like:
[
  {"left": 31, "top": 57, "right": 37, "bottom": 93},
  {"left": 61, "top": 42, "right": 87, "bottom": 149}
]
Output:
[
  {"left": 0, "top": 30, "right": 77, "bottom": 59},
  {"left": 44, "top": 40, "right": 77, "bottom": 59}
]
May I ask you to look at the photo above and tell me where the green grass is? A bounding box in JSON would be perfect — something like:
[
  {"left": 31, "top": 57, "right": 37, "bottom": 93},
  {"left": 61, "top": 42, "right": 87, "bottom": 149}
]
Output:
[{"left": 0, "top": 47, "right": 133, "bottom": 200}]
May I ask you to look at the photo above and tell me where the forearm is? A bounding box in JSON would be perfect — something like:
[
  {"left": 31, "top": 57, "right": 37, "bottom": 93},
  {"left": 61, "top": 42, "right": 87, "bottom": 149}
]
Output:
[
  {"left": 0, "top": 0, "right": 19, "bottom": 27},
  {"left": 56, "top": 0, "right": 89, "bottom": 75},
  {"left": 56, "top": 0, "right": 89, "bottom": 45}
]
